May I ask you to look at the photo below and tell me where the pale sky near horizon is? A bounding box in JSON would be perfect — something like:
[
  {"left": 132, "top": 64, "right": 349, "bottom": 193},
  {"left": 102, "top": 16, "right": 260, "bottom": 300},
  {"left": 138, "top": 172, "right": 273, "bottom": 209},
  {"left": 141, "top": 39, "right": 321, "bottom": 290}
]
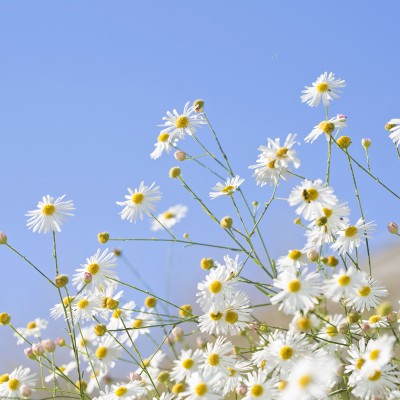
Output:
[{"left": 1, "top": 1, "right": 400, "bottom": 370}]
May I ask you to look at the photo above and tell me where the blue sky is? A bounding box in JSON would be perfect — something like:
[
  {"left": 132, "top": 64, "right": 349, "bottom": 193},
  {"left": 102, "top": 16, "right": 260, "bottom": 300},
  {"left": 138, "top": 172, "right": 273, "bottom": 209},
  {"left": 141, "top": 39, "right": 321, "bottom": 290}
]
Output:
[{"left": 1, "top": 1, "right": 400, "bottom": 368}]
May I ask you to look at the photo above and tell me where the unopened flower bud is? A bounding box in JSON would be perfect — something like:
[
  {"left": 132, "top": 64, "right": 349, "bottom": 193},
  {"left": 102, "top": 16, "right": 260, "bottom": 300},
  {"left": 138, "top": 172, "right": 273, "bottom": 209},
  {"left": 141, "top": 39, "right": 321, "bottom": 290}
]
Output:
[
  {"left": 166, "top": 334, "right": 175, "bottom": 346},
  {"left": 24, "top": 347, "right": 36, "bottom": 360},
  {"left": 307, "top": 249, "right": 319, "bottom": 262},
  {"left": 196, "top": 336, "right": 207, "bottom": 350},
  {"left": 75, "top": 380, "right": 87, "bottom": 392},
  {"left": 377, "top": 301, "right": 392, "bottom": 316},
  {"left": 106, "top": 298, "right": 119, "bottom": 310},
  {"left": 220, "top": 216, "right": 233, "bottom": 229},
  {"left": 320, "top": 257, "right": 328, "bottom": 265},
  {"left": 19, "top": 384, "right": 32, "bottom": 398},
  {"left": 362, "top": 138, "right": 372, "bottom": 149},
  {"left": 102, "top": 374, "right": 113, "bottom": 385},
  {"left": 174, "top": 150, "right": 187, "bottom": 161},
  {"left": 386, "top": 122, "right": 396, "bottom": 131},
  {"left": 169, "top": 167, "right": 181, "bottom": 179},
  {"left": 32, "top": 343, "right": 45, "bottom": 357},
  {"left": 0, "top": 312, "right": 11, "bottom": 325},
  {"left": 338, "top": 323, "right": 349, "bottom": 335},
  {"left": 55, "top": 274, "right": 69, "bottom": 288},
  {"left": 157, "top": 371, "right": 170, "bottom": 383},
  {"left": 172, "top": 327, "right": 184, "bottom": 341},
  {"left": 327, "top": 255, "right": 339, "bottom": 267},
  {"left": 234, "top": 345, "right": 240, "bottom": 355},
  {"left": 386, "top": 311, "right": 397, "bottom": 324},
  {"left": 236, "top": 384, "right": 247, "bottom": 396},
  {"left": 200, "top": 258, "right": 213, "bottom": 270},
  {"left": 144, "top": 296, "right": 157, "bottom": 308},
  {"left": 183, "top": 233, "right": 189, "bottom": 239},
  {"left": 347, "top": 312, "right": 361, "bottom": 324},
  {"left": 335, "top": 365, "right": 345, "bottom": 377},
  {"left": 113, "top": 248, "right": 122, "bottom": 257},
  {"left": 98, "top": 232, "right": 109, "bottom": 244},
  {"left": 94, "top": 324, "right": 107, "bottom": 336},
  {"left": 337, "top": 114, "right": 347, "bottom": 122},
  {"left": 55, "top": 337, "right": 66, "bottom": 347},
  {"left": 252, "top": 201, "right": 259, "bottom": 208},
  {"left": 293, "top": 217, "right": 301, "bottom": 225},
  {"left": 41, "top": 339, "right": 56, "bottom": 353},
  {"left": 388, "top": 222, "right": 398, "bottom": 234},
  {"left": 0, "top": 232, "right": 7, "bottom": 244},
  {"left": 129, "top": 372, "right": 142, "bottom": 382},
  {"left": 361, "top": 322, "right": 371, "bottom": 332},
  {"left": 172, "top": 382, "right": 186, "bottom": 394},
  {"left": 193, "top": 99, "right": 205, "bottom": 112},
  {"left": 179, "top": 304, "right": 192, "bottom": 318},
  {"left": 337, "top": 135, "right": 352, "bottom": 149},
  {"left": 83, "top": 272, "right": 93, "bottom": 285}
]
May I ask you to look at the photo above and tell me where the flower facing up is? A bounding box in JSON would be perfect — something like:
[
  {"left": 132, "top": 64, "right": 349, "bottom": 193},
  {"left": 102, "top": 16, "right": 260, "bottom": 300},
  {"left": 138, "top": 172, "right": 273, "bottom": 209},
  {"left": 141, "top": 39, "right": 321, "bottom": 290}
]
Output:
[
  {"left": 93, "top": 380, "right": 147, "bottom": 400},
  {"left": 92, "top": 336, "right": 122, "bottom": 374},
  {"left": 158, "top": 101, "right": 206, "bottom": 141},
  {"left": 242, "top": 369, "right": 279, "bottom": 400},
  {"left": 271, "top": 268, "right": 322, "bottom": 315},
  {"left": 14, "top": 318, "right": 48, "bottom": 345},
  {"left": 151, "top": 204, "right": 188, "bottom": 231},
  {"left": 116, "top": 182, "right": 161, "bottom": 223},
  {"left": 209, "top": 175, "right": 244, "bottom": 199},
  {"left": 305, "top": 114, "right": 347, "bottom": 143},
  {"left": 150, "top": 131, "right": 178, "bottom": 160},
  {"left": 276, "top": 248, "right": 309, "bottom": 272},
  {"left": 387, "top": 118, "right": 400, "bottom": 147},
  {"left": 0, "top": 366, "right": 36, "bottom": 399},
  {"left": 323, "top": 266, "right": 362, "bottom": 303},
  {"left": 26, "top": 195, "right": 74, "bottom": 234},
  {"left": 180, "top": 372, "right": 220, "bottom": 400},
  {"left": 71, "top": 293, "right": 102, "bottom": 322},
  {"left": 249, "top": 157, "right": 288, "bottom": 187},
  {"left": 171, "top": 349, "right": 203, "bottom": 382},
  {"left": 300, "top": 72, "right": 346, "bottom": 107}
]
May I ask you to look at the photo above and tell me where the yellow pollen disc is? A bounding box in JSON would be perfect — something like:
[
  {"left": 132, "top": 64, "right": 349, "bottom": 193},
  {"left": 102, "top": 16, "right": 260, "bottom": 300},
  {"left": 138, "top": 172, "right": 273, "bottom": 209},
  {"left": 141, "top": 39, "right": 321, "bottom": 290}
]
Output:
[
  {"left": 338, "top": 275, "right": 351, "bottom": 286},
  {"left": 42, "top": 203, "right": 56, "bottom": 216},
  {"left": 302, "top": 188, "right": 319, "bottom": 203},
  {"left": 131, "top": 193, "right": 144, "bottom": 205},
  {"left": 209, "top": 311, "right": 222, "bottom": 321},
  {"left": 326, "top": 326, "right": 338, "bottom": 337},
  {"left": 221, "top": 185, "right": 235, "bottom": 194},
  {"left": 208, "top": 353, "right": 220, "bottom": 366},
  {"left": 288, "top": 249, "right": 302, "bottom": 260},
  {"left": 96, "top": 346, "right": 108, "bottom": 359},
  {"left": 298, "top": 374, "right": 312, "bottom": 388},
  {"left": 194, "top": 383, "right": 207, "bottom": 396},
  {"left": 267, "top": 159, "right": 276, "bottom": 169},
  {"left": 251, "top": 384, "right": 264, "bottom": 397},
  {"left": 79, "top": 339, "right": 87, "bottom": 347},
  {"left": 106, "top": 298, "right": 119, "bottom": 310},
  {"left": 227, "top": 367, "right": 236, "bottom": 376},
  {"left": 59, "top": 366, "right": 66, "bottom": 372},
  {"left": 318, "top": 121, "right": 335, "bottom": 135},
  {"left": 369, "top": 315, "right": 381, "bottom": 324},
  {"left": 158, "top": 132, "right": 170, "bottom": 142},
  {"left": 368, "top": 370, "right": 382, "bottom": 381},
  {"left": 316, "top": 82, "right": 329, "bottom": 92},
  {"left": 297, "top": 317, "right": 311, "bottom": 331},
  {"left": 175, "top": 115, "right": 189, "bottom": 129},
  {"left": 260, "top": 360, "right": 266, "bottom": 369},
  {"left": 8, "top": 378, "right": 19, "bottom": 390},
  {"left": 0, "top": 374, "right": 9, "bottom": 384},
  {"left": 101, "top": 297, "right": 109, "bottom": 308},
  {"left": 163, "top": 211, "right": 175, "bottom": 219},
  {"left": 225, "top": 310, "right": 238, "bottom": 324},
  {"left": 358, "top": 286, "right": 371, "bottom": 297},
  {"left": 87, "top": 263, "right": 100, "bottom": 275},
  {"left": 278, "top": 380, "right": 287, "bottom": 391},
  {"left": 276, "top": 147, "right": 288, "bottom": 158},
  {"left": 356, "top": 358, "right": 365, "bottom": 370},
  {"left": 345, "top": 226, "right": 358, "bottom": 237},
  {"left": 132, "top": 319, "right": 143, "bottom": 328},
  {"left": 142, "top": 358, "right": 150, "bottom": 368},
  {"left": 287, "top": 279, "right": 301, "bottom": 293},
  {"left": 323, "top": 207, "right": 333, "bottom": 218},
  {"left": 209, "top": 280, "right": 222, "bottom": 294},
  {"left": 112, "top": 309, "right": 122, "bottom": 318},
  {"left": 76, "top": 380, "right": 88, "bottom": 391},
  {"left": 370, "top": 349, "right": 380, "bottom": 360},
  {"left": 114, "top": 387, "right": 128, "bottom": 397},
  {"left": 182, "top": 358, "right": 194, "bottom": 369},
  {"left": 77, "top": 299, "right": 89, "bottom": 309},
  {"left": 279, "top": 346, "right": 293, "bottom": 360},
  {"left": 172, "top": 383, "right": 185, "bottom": 394},
  {"left": 27, "top": 321, "right": 37, "bottom": 329},
  {"left": 63, "top": 296, "right": 74, "bottom": 306}
]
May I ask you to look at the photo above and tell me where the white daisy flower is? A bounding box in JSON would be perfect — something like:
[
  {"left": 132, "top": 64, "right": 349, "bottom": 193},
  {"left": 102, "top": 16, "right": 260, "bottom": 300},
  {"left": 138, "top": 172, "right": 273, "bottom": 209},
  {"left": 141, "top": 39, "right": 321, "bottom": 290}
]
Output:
[
  {"left": 116, "top": 181, "right": 161, "bottom": 223},
  {"left": 0, "top": 366, "right": 36, "bottom": 399},
  {"left": 270, "top": 268, "right": 321, "bottom": 315},
  {"left": 151, "top": 204, "right": 188, "bottom": 231},
  {"left": 44, "top": 361, "right": 76, "bottom": 383},
  {"left": 95, "top": 284, "right": 124, "bottom": 320},
  {"left": 150, "top": 131, "right": 178, "bottom": 160},
  {"left": 288, "top": 179, "right": 337, "bottom": 221},
  {"left": 50, "top": 296, "right": 74, "bottom": 320},
  {"left": 317, "top": 314, "right": 348, "bottom": 350},
  {"left": 158, "top": 101, "right": 206, "bottom": 141},
  {"left": 348, "top": 274, "right": 388, "bottom": 312},
  {"left": 300, "top": 72, "right": 346, "bottom": 107},
  {"left": 356, "top": 314, "right": 389, "bottom": 332},
  {"left": 93, "top": 381, "right": 147, "bottom": 400},
  {"left": 215, "top": 254, "right": 241, "bottom": 276},
  {"left": 91, "top": 337, "right": 122, "bottom": 374},
  {"left": 362, "top": 334, "right": 395, "bottom": 373},
  {"left": 75, "top": 325, "right": 101, "bottom": 356},
  {"left": 213, "top": 360, "right": 252, "bottom": 396},
  {"left": 73, "top": 248, "right": 118, "bottom": 291},
  {"left": 171, "top": 349, "right": 203, "bottom": 382},
  {"left": 387, "top": 118, "right": 400, "bottom": 147},
  {"left": 289, "top": 312, "right": 320, "bottom": 333},
  {"left": 305, "top": 114, "right": 347, "bottom": 143},
  {"left": 242, "top": 369, "right": 279, "bottom": 400},
  {"left": 180, "top": 372, "right": 219, "bottom": 400},
  {"left": 249, "top": 157, "right": 287, "bottom": 187},
  {"left": 345, "top": 337, "right": 367, "bottom": 379},
  {"left": 107, "top": 300, "right": 136, "bottom": 331},
  {"left": 276, "top": 248, "right": 309, "bottom": 272},
  {"left": 14, "top": 318, "right": 48, "bottom": 345},
  {"left": 26, "top": 194, "right": 74, "bottom": 234},
  {"left": 331, "top": 218, "right": 376, "bottom": 255},
  {"left": 135, "top": 351, "right": 166, "bottom": 386},
  {"left": 71, "top": 292, "right": 102, "bottom": 322},
  {"left": 323, "top": 266, "right": 362, "bottom": 302},
  {"left": 209, "top": 175, "right": 244, "bottom": 199}
]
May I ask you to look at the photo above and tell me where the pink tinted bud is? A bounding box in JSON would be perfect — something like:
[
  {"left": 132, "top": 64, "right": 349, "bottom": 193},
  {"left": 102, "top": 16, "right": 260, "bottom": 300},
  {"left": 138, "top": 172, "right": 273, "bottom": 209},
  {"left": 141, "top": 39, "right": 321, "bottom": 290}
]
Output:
[
  {"left": 19, "top": 384, "right": 32, "bottom": 397},
  {"left": 129, "top": 372, "right": 142, "bottom": 382},
  {"left": 388, "top": 222, "right": 399, "bottom": 234},
  {"left": 166, "top": 334, "right": 175, "bottom": 346},
  {"left": 174, "top": 150, "right": 187, "bottom": 161},
  {"left": 41, "top": 339, "right": 56, "bottom": 353},
  {"left": 24, "top": 347, "right": 36, "bottom": 360},
  {"left": 32, "top": 343, "right": 45, "bottom": 356},
  {"left": 0, "top": 232, "right": 7, "bottom": 244},
  {"left": 55, "top": 337, "right": 66, "bottom": 347},
  {"left": 83, "top": 272, "right": 93, "bottom": 284},
  {"left": 236, "top": 384, "right": 247, "bottom": 396},
  {"left": 337, "top": 114, "right": 347, "bottom": 121},
  {"left": 102, "top": 374, "right": 113, "bottom": 385},
  {"left": 361, "top": 322, "right": 371, "bottom": 332},
  {"left": 307, "top": 249, "right": 319, "bottom": 262},
  {"left": 172, "top": 326, "right": 184, "bottom": 340},
  {"left": 196, "top": 336, "right": 207, "bottom": 350}
]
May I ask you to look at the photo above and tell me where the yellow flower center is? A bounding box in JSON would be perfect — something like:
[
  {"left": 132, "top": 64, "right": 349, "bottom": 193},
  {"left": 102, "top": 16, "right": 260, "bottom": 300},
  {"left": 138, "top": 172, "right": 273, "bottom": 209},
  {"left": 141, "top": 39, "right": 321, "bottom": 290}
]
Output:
[
  {"left": 326, "top": 325, "right": 338, "bottom": 337},
  {"left": 158, "top": 132, "right": 170, "bottom": 142},
  {"left": 132, "top": 319, "right": 143, "bottom": 328},
  {"left": 338, "top": 275, "right": 351, "bottom": 286},
  {"left": 323, "top": 207, "right": 333, "bottom": 218},
  {"left": 221, "top": 185, "right": 235, "bottom": 194},
  {"left": 8, "top": 378, "right": 19, "bottom": 391},
  {"left": 0, "top": 374, "right": 9, "bottom": 384},
  {"left": 42, "top": 204, "right": 56, "bottom": 216},
  {"left": 194, "top": 383, "right": 207, "bottom": 396},
  {"left": 175, "top": 115, "right": 189, "bottom": 129},
  {"left": 297, "top": 317, "right": 311, "bottom": 331},
  {"left": 182, "top": 358, "right": 194, "bottom": 369},
  {"left": 87, "top": 263, "right": 100, "bottom": 275},
  {"left": 298, "top": 374, "right": 312, "bottom": 388},
  {"left": 369, "top": 315, "right": 381, "bottom": 324},
  {"left": 345, "top": 226, "right": 358, "bottom": 237},
  {"left": 225, "top": 310, "right": 238, "bottom": 324},
  {"left": 318, "top": 121, "right": 335, "bottom": 135},
  {"left": 27, "top": 321, "right": 37, "bottom": 329},
  {"left": 163, "top": 211, "right": 175, "bottom": 219},
  {"left": 114, "top": 387, "right": 128, "bottom": 397},
  {"left": 63, "top": 296, "right": 74, "bottom": 307},
  {"left": 172, "top": 383, "right": 185, "bottom": 394},
  {"left": 278, "top": 380, "right": 287, "bottom": 391},
  {"left": 251, "top": 384, "right": 264, "bottom": 397},
  {"left": 77, "top": 299, "right": 89, "bottom": 309},
  {"left": 302, "top": 188, "right": 319, "bottom": 202},
  {"left": 279, "top": 346, "right": 293, "bottom": 360},
  {"left": 208, "top": 353, "right": 220, "bottom": 366},
  {"left": 131, "top": 193, "right": 144, "bottom": 205},
  {"left": 316, "top": 82, "right": 329, "bottom": 92},
  {"left": 287, "top": 279, "right": 301, "bottom": 293},
  {"left": 227, "top": 367, "right": 236, "bottom": 376},
  {"left": 209, "top": 311, "right": 223, "bottom": 321},
  {"left": 356, "top": 358, "right": 365, "bottom": 370},
  {"left": 267, "top": 159, "right": 276, "bottom": 169},
  {"left": 276, "top": 147, "right": 288, "bottom": 158},
  {"left": 358, "top": 286, "right": 371, "bottom": 297},
  {"left": 288, "top": 250, "right": 302, "bottom": 260},
  {"left": 368, "top": 370, "right": 381, "bottom": 381},
  {"left": 96, "top": 346, "right": 108, "bottom": 359},
  {"left": 260, "top": 360, "right": 266, "bottom": 369},
  {"left": 106, "top": 298, "right": 119, "bottom": 310},
  {"left": 369, "top": 349, "right": 380, "bottom": 360},
  {"left": 142, "top": 358, "right": 150, "bottom": 368},
  {"left": 209, "top": 280, "right": 223, "bottom": 294},
  {"left": 112, "top": 309, "right": 122, "bottom": 319}
]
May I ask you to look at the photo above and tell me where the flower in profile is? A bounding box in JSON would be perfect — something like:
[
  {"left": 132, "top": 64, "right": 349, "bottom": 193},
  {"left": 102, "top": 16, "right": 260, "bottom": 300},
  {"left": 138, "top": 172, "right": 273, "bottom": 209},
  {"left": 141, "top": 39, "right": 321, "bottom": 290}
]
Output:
[
  {"left": 151, "top": 204, "right": 188, "bottom": 231},
  {"left": 387, "top": 118, "right": 400, "bottom": 147},
  {"left": 116, "top": 181, "right": 161, "bottom": 223},
  {"left": 305, "top": 114, "right": 347, "bottom": 143},
  {"left": 158, "top": 101, "right": 206, "bottom": 141},
  {"left": 150, "top": 131, "right": 178, "bottom": 160},
  {"left": 26, "top": 195, "right": 74, "bottom": 234},
  {"left": 301, "top": 72, "right": 346, "bottom": 107},
  {"left": 13, "top": 318, "right": 48, "bottom": 345},
  {"left": 209, "top": 175, "right": 244, "bottom": 199},
  {"left": 0, "top": 366, "right": 36, "bottom": 399}
]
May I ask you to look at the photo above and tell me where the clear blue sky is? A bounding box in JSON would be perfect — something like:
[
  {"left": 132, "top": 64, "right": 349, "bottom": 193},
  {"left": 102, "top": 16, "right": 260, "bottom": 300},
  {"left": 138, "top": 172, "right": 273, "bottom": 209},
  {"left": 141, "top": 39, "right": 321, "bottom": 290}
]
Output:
[{"left": 1, "top": 1, "right": 400, "bottom": 369}]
